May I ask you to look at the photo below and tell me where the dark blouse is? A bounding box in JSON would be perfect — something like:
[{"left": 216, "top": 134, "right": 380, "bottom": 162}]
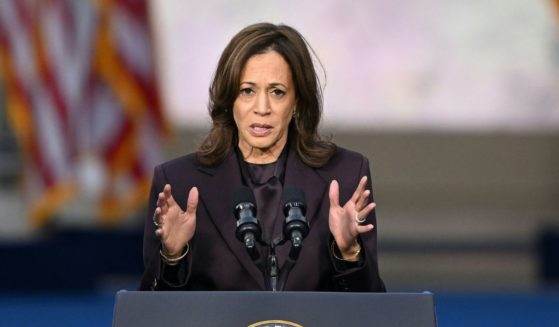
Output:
[{"left": 237, "top": 146, "right": 288, "bottom": 243}]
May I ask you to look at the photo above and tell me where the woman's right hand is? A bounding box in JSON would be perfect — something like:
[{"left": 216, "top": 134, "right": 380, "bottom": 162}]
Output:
[{"left": 153, "top": 184, "right": 198, "bottom": 257}]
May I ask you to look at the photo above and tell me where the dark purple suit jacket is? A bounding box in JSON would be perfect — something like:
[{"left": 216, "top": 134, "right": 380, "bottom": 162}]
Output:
[{"left": 140, "top": 146, "right": 385, "bottom": 292}]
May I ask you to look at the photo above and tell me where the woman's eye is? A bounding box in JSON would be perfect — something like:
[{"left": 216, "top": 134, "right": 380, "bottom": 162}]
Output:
[
  {"left": 271, "top": 89, "right": 285, "bottom": 97},
  {"left": 240, "top": 88, "right": 254, "bottom": 96}
]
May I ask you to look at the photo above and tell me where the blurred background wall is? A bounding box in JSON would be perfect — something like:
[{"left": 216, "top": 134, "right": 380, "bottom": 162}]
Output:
[
  {"left": 1, "top": 0, "right": 559, "bottom": 326},
  {"left": 148, "top": 0, "right": 559, "bottom": 291}
]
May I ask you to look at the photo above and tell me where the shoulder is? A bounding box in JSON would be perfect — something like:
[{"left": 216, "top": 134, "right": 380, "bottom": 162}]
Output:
[
  {"left": 312, "top": 146, "right": 371, "bottom": 184},
  {"left": 156, "top": 152, "right": 199, "bottom": 172},
  {"left": 152, "top": 152, "right": 202, "bottom": 183},
  {"left": 151, "top": 152, "right": 215, "bottom": 193},
  {"left": 319, "top": 146, "right": 369, "bottom": 173},
  {"left": 312, "top": 146, "right": 373, "bottom": 199},
  {"left": 153, "top": 151, "right": 235, "bottom": 181},
  {"left": 313, "top": 146, "right": 372, "bottom": 186}
]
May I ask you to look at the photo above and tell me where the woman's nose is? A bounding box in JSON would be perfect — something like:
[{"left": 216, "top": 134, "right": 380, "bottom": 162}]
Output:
[{"left": 254, "top": 92, "right": 271, "bottom": 115}]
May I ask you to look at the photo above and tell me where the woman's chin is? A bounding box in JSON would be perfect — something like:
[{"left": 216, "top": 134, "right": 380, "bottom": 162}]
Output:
[
  {"left": 247, "top": 143, "right": 275, "bottom": 153},
  {"left": 239, "top": 140, "right": 285, "bottom": 160},
  {"left": 243, "top": 136, "right": 277, "bottom": 151}
]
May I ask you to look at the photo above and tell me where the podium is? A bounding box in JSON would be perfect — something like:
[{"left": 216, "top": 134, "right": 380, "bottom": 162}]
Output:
[{"left": 113, "top": 291, "right": 437, "bottom": 327}]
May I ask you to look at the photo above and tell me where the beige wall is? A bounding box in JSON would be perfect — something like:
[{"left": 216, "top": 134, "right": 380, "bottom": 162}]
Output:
[{"left": 167, "top": 129, "right": 559, "bottom": 291}]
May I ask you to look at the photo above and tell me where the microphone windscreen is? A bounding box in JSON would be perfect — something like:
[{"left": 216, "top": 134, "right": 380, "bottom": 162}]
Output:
[
  {"left": 232, "top": 185, "right": 256, "bottom": 211},
  {"left": 282, "top": 186, "right": 306, "bottom": 206}
]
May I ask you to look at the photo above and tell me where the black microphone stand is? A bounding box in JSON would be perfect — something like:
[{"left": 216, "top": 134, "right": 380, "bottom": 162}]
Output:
[
  {"left": 235, "top": 186, "right": 308, "bottom": 291},
  {"left": 240, "top": 232, "right": 302, "bottom": 292},
  {"left": 267, "top": 241, "right": 279, "bottom": 291},
  {"left": 276, "top": 233, "right": 303, "bottom": 291}
]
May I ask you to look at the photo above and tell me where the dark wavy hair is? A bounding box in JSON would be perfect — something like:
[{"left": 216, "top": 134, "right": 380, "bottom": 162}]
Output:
[{"left": 197, "top": 22, "right": 336, "bottom": 167}]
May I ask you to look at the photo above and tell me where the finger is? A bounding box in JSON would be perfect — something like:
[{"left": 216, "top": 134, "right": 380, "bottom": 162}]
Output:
[
  {"left": 329, "top": 180, "right": 340, "bottom": 208},
  {"left": 163, "top": 184, "right": 171, "bottom": 197},
  {"left": 153, "top": 207, "right": 162, "bottom": 225},
  {"left": 185, "top": 187, "right": 199, "bottom": 215},
  {"left": 163, "top": 184, "right": 176, "bottom": 206},
  {"left": 155, "top": 228, "right": 163, "bottom": 239},
  {"left": 157, "top": 192, "right": 168, "bottom": 213},
  {"left": 356, "top": 224, "right": 375, "bottom": 234},
  {"left": 357, "top": 202, "right": 376, "bottom": 221},
  {"left": 355, "top": 189, "right": 370, "bottom": 211},
  {"left": 350, "top": 176, "right": 368, "bottom": 203}
]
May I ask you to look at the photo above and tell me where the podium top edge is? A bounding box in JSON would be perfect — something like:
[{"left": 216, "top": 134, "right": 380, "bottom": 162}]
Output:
[{"left": 114, "top": 290, "right": 435, "bottom": 297}]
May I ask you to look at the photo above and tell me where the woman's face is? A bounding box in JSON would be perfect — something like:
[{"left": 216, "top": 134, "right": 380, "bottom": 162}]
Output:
[{"left": 233, "top": 50, "right": 296, "bottom": 164}]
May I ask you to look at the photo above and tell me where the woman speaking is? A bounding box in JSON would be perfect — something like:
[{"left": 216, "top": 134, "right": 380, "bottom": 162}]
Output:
[{"left": 140, "top": 23, "right": 385, "bottom": 292}]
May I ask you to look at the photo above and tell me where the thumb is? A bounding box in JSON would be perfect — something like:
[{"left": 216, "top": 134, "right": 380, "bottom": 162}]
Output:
[
  {"left": 329, "top": 180, "right": 340, "bottom": 208},
  {"left": 185, "top": 187, "right": 199, "bottom": 215}
]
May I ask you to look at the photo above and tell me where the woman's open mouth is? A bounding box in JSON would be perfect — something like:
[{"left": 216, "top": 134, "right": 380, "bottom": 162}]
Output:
[{"left": 249, "top": 123, "right": 272, "bottom": 137}]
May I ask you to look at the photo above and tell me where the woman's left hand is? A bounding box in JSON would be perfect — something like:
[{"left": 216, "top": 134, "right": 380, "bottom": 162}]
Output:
[{"left": 328, "top": 176, "right": 376, "bottom": 259}]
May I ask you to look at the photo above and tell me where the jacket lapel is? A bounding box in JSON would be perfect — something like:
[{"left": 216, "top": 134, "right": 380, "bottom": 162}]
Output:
[{"left": 195, "top": 152, "right": 265, "bottom": 289}]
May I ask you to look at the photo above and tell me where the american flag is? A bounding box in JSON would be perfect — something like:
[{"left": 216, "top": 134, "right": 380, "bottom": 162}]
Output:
[{"left": 0, "top": 0, "right": 168, "bottom": 226}]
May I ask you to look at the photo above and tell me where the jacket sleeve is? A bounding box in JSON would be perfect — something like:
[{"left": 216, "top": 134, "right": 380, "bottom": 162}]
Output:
[{"left": 329, "top": 155, "right": 386, "bottom": 292}]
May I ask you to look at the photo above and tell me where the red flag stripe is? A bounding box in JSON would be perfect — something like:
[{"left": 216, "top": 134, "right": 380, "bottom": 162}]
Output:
[
  {"left": 115, "top": 0, "right": 149, "bottom": 21},
  {"left": 31, "top": 10, "right": 75, "bottom": 153},
  {"left": 112, "top": 48, "right": 165, "bottom": 129},
  {"left": 0, "top": 23, "right": 55, "bottom": 189}
]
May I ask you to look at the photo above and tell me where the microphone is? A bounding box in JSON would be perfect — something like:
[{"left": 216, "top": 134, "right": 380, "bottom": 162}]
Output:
[
  {"left": 232, "top": 186, "right": 261, "bottom": 249},
  {"left": 282, "top": 186, "right": 309, "bottom": 248}
]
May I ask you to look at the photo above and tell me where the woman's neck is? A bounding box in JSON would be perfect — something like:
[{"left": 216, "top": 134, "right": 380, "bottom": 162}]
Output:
[{"left": 238, "top": 141, "right": 286, "bottom": 164}]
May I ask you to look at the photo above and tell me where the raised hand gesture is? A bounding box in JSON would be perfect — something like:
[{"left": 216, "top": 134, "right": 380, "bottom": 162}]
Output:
[
  {"left": 153, "top": 184, "right": 198, "bottom": 258},
  {"left": 328, "top": 176, "right": 376, "bottom": 260}
]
